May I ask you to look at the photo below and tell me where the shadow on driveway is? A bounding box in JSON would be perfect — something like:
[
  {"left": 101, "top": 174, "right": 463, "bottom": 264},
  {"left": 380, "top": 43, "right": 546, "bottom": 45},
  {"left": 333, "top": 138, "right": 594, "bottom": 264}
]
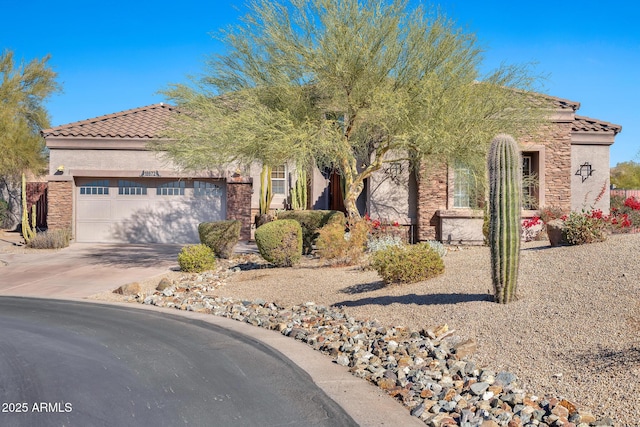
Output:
[{"left": 77, "top": 244, "right": 182, "bottom": 268}]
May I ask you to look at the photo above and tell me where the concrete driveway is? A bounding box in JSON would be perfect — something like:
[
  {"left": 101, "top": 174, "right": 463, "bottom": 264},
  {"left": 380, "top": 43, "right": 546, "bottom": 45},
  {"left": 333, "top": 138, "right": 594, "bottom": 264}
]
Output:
[{"left": 0, "top": 242, "right": 181, "bottom": 298}]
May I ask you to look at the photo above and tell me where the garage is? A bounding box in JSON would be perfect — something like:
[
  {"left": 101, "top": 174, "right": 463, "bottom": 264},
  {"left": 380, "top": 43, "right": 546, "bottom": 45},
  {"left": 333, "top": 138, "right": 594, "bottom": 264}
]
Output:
[{"left": 75, "top": 177, "right": 226, "bottom": 243}]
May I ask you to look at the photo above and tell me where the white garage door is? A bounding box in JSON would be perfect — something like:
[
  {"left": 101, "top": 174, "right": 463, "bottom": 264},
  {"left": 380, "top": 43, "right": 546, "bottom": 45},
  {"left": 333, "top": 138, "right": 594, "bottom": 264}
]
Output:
[{"left": 75, "top": 178, "right": 226, "bottom": 243}]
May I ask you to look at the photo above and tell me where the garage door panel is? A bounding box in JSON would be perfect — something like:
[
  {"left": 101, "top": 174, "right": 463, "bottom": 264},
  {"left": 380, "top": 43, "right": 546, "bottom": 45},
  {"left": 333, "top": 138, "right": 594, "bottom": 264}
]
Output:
[
  {"left": 77, "top": 199, "right": 112, "bottom": 220},
  {"left": 75, "top": 179, "right": 227, "bottom": 244}
]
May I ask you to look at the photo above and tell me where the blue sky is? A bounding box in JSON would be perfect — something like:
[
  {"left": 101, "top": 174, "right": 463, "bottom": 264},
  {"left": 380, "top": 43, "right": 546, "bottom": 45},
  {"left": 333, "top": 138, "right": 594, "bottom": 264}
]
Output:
[{"left": 2, "top": 0, "right": 638, "bottom": 166}]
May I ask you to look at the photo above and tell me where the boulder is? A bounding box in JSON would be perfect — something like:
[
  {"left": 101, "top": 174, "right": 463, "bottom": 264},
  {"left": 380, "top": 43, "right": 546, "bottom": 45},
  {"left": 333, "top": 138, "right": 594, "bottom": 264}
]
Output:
[
  {"left": 113, "top": 282, "right": 142, "bottom": 295},
  {"left": 156, "top": 277, "right": 172, "bottom": 291},
  {"left": 546, "top": 220, "right": 568, "bottom": 247}
]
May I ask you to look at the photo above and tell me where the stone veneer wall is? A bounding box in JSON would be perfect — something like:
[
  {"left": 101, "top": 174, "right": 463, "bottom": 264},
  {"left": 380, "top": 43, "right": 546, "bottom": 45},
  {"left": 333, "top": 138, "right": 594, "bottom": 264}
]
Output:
[
  {"left": 520, "top": 122, "right": 572, "bottom": 213},
  {"left": 226, "top": 177, "right": 253, "bottom": 241},
  {"left": 47, "top": 180, "right": 73, "bottom": 232},
  {"left": 416, "top": 121, "right": 573, "bottom": 242},
  {"left": 416, "top": 162, "right": 448, "bottom": 241}
]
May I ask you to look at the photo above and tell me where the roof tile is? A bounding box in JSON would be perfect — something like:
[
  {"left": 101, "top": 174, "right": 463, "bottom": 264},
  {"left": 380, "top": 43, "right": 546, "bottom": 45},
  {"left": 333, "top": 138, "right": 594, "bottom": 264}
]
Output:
[
  {"left": 41, "top": 103, "right": 178, "bottom": 139},
  {"left": 572, "top": 115, "right": 622, "bottom": 134}
]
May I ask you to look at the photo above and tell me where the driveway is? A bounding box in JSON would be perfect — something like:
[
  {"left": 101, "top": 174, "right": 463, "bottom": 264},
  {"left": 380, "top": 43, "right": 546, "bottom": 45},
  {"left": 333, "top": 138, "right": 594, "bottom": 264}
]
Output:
[{"left": 0, "top": 243, "right": 181, "bottom": 298}]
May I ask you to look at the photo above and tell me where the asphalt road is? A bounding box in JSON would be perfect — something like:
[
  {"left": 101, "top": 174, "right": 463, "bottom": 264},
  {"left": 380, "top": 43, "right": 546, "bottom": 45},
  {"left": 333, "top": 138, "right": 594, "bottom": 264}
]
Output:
[{"left": 0, "top": 297, "right": 357, "bottom": 427}]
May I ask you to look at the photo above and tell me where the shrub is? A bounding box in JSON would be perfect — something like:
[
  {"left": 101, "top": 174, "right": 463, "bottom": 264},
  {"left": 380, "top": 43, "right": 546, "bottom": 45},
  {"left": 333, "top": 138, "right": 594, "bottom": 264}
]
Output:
[
  {"left": 27, "top": 229, "right": 71, "bottom": 249},
  {"left": 276, "top": 210, "right": 345, "bottom": 254},
  {"left": 425, "top": 240, "right": 447, "bottom": 258},
  {"left": 609, "top": 196, "right": 640, "bottom": 233},
  {"left": 198, "top": 220, "right": 241, "bottom": 259},
  {"left": 254, "top": 219, "right": 302, "bottom": 267},
  {"left": 371, "top": 243, "right": 445, "bottom": 285},
  {"left": 563, "top": 211, "right": 607, "bottom": 245},
  {"left": 363, "top": 214, "right": 404, "bottom": 241},
  {"left": 316, "top": 220, "right": 368, "bottom": 266},
  {"left": 539, "top": 206, "right": 565, "bottom": 223},
  {"left": 367, "top": 234, "right": 403, "bottom": 253},
  {"left": 178, "top": 244, "right": 216, "bottom": 273}
]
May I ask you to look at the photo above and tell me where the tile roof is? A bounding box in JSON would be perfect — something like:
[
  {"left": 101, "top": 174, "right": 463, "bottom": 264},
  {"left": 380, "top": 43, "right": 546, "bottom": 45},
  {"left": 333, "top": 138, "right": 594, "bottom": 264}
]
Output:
[
  {"left": 41, "top": 103, "right": 178, "bottom": 139},
  {"left": 545, "top": 94, "right": 580, "bottom": 111},
  {"left": 573, "top": 115, "right": 622, "bottom": 135}
]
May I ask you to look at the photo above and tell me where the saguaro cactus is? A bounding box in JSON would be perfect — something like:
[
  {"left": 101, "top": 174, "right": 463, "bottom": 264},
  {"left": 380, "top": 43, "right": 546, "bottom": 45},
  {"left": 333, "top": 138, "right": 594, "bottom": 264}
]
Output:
[
  {"left": 488, "top": 134, "right": 522, "bottom": 304},
  {"left": 258, "top": 165, "right": 273, "bottom": 216},
  {"left": 21, "top": 173, "right": 36, "bottom": 244}
]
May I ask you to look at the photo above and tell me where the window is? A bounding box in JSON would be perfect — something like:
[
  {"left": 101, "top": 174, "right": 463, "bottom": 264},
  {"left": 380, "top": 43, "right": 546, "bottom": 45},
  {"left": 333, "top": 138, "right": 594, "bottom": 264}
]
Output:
[
  {"left": 271, "top": 165, "right": 286, "bottom": 195},
  {"left": 194, "top": 181, "right": 222, "bottom": 197},
  {"left": 118, "top": 180, "right": 147, "bottom": 195},
  {"left": 522, "top": 152, "right": 540, "bottom": 210},
  {"left": 157, "top": 181, "right": 185, "bottom": 196},
  {"left": 453, "top": 165, "right": 471, "bottom": 208},
  {"left": 452, "top": 163, "right": 483, "bottom": 209},
  {"left": 79, "top": 180, "right": 109, "bottom": 195}
]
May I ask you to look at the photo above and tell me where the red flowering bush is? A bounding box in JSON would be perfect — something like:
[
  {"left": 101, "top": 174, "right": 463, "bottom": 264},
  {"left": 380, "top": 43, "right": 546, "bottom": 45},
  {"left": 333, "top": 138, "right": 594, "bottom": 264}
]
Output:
[
  {"left": 564, "top": 211, "right": 607, "bottom": 245},
  {"left": 609, "top": 196, "right": 640, "bottom": 233},
  {"left": 363, "top": 213, "right": 404, "bottom": 241},
  {"left": 521, "top": 216, "right": 543, "bottom": 241}
]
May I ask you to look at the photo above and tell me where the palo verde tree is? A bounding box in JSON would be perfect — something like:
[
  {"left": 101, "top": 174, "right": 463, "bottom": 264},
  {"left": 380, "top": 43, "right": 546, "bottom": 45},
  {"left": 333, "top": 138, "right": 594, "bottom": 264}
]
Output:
[
  {"left": 0, "top": 49, "right": 60, "bottom": 177},
  {"left": 158, "top": 0, "right": 546, "bottom": 220},
  {"left": 0, "top": 49, "right": 60, "bottom": 230}
]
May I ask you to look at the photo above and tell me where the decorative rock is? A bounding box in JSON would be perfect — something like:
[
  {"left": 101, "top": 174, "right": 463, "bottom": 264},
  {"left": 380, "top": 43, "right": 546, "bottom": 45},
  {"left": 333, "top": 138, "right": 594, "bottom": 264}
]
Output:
[
  {"left": 156, "top": 277, "right": 172, "bottom": 291},
  {"left": 454, "top": 338, "right": 478, "bottom": 359},
  {"left": 113, "top": 282, "right": 141, "bottom": 295},
  {"left": 547, "top": 220, "right": 568, "bottom": 246},
  {"left": 470, "top": 382, "right": 490, "bottom": 395},
  {"left": 336, "top": 355, "right": 350, "bottom": 366},
  {"left": 125, "top": 259, "right": 614, "bottom": 427}
]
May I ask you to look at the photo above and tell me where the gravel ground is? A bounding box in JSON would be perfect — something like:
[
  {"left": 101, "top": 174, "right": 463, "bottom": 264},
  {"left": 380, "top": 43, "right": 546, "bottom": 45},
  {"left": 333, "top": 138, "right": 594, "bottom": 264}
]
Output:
[
  {"left": 216, "top": 234, "right": 640, "bottom": 426},
  {"left": 95, "top": 233, "right": 640, "bottom": 426}
]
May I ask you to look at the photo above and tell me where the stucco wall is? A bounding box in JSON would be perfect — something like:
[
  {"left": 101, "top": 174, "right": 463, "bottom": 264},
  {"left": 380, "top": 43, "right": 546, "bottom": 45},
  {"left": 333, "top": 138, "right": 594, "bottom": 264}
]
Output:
[
  {"left": 571, "top": 144, "right": 611, "bottom": 213},
  {"left": 49, "top": 149, "right": 175, "bottom": 175},
  {"left": 368, "top": 160, "right": 412, "bottom": 224}
]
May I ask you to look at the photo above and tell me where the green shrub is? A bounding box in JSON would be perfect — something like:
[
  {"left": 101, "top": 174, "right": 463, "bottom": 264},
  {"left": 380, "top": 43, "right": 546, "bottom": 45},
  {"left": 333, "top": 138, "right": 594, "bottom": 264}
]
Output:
[
  {"left": 564, "top": 211, "right": 607, "bottom": 245},
  {"left": 371, "top": 243, "right": 445, "bottom": 285},
  {"left": 178, "top": 244, "right": 216, "bottom": 272},
  {"left": 316, "top": 220, "right": 368, "bottom": 266},
  {"left": 276, "top": 210, "right": 345, "bottom": 254},
  {"left": 27, "top": 229, "right": 71, "bottom": 249},
  {"left": 254, "top": 219, "right": 302, "bottom": 267},
  {"left": 198, "top": 220, "right": 241, "bottom": 259},
  {"left": 425, "top": 240, "right": 447, "bottom": 258},
  {"left": 367, "top": 234, "right": 403, "bottom": 253}
]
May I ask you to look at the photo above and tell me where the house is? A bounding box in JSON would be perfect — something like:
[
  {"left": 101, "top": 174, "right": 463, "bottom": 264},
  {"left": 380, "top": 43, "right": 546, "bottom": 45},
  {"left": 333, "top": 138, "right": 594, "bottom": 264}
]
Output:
[
  {"left": 42, "top": 96, "right": 621, "bottom": 245},
  {"left": 42, "top": 104, "right": 252, "bottom": 244},
  {"left": 412, "top": 96, "right": 622, "bottom": 244}
]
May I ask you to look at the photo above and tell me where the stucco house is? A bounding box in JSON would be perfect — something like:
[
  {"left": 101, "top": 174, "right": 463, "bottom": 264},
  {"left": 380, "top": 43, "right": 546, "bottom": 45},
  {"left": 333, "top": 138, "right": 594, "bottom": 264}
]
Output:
[
  {"left": 42, "top": 104, "right": 252, "bottom": 244},
  {"left": 42, "top": 96, "right": 620, "bottom": 245}
]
